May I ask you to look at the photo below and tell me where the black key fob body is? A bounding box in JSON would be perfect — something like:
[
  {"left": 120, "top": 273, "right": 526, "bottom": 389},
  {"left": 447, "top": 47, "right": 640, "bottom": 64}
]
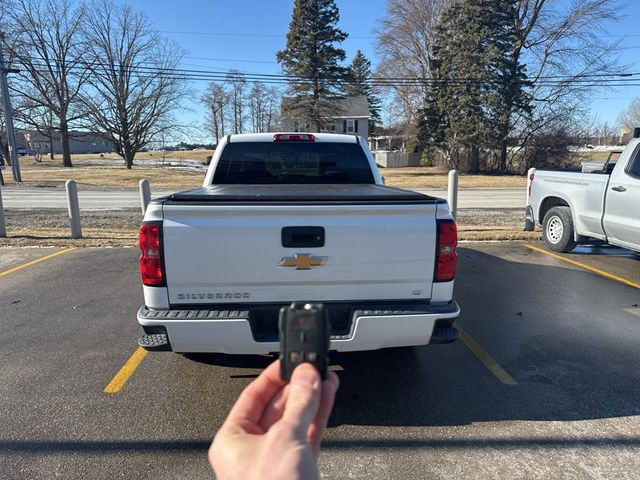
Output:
[{"left": 279, "top": 302, "right": 330, "bottom": 381}]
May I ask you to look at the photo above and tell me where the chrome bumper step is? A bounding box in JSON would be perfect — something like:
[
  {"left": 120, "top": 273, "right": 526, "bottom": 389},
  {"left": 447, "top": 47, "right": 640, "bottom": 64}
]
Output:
[{"left": 138, "top": 333, "right": 171, "bottom": 351}]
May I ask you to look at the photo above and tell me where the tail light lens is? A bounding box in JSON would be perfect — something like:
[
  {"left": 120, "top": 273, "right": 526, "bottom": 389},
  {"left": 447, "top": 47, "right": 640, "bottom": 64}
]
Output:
[
  {"left": 435, "top": 220, "right": 457, "bottom": 282},
  {"left": 139, "top": 222, "right": 164, "bottom": 286},
  {"left": 528, "top": 172, "right": 535, "bottom": 197}
]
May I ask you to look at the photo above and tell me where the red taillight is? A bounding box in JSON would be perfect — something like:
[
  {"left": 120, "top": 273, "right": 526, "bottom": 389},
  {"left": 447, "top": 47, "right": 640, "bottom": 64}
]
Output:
[
  {"left": 139, "top": 223, "right": 164, "bottom": 286},
  {"left": 435, "top": 221, "right": 457, "bottom": 282},
  {"left": 528, "top": 172, "right": 535, "bottom": 197},
  {"left": 274, "top": 133, "right": 315, "bottom": 142}
]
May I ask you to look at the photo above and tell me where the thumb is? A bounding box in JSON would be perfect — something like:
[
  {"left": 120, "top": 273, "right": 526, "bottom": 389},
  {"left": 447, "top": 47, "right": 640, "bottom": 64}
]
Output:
[{"left": 281, "top": 363, "right": 321, "bottom": 441}]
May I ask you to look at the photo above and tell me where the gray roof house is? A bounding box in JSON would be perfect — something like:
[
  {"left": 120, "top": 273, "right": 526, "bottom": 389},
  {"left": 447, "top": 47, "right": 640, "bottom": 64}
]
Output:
[
  {"left": 280, "top": 95, "right": 370, "bottom": 140},
  {"left": 22, "top": 130, "right": 114, "bottom": 155}
]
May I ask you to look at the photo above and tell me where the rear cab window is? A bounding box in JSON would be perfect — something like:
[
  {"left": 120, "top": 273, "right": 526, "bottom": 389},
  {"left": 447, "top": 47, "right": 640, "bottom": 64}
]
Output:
[
  {"left": 626, "top": 146, "right": 640, "bottom": 178},
  {"left": 212, "top": 141, "right": 375, "bottom": 184}
]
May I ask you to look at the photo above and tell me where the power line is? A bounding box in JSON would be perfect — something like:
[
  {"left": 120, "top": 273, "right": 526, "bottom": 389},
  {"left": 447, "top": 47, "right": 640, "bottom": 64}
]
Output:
[
  {"left": 24, "top": 60, "right": 640, "bottom": 81},
  {"left": 19, "top": 59, "right": 640, "bottom": 89},
  {"left": 19, "top": 53, "right": 640, "bottom": 82},
  {"left": 158, "top": 30, "right": 375, "bottom": 40}
]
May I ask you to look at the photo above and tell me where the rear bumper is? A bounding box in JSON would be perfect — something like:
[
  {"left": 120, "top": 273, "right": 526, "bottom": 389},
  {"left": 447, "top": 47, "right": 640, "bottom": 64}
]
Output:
[{"left": 137, "top": 302, "right": 460, "bottom": 354}]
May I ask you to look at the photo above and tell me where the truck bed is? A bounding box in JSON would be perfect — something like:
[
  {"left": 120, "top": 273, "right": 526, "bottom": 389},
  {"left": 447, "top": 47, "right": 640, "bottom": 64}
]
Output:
[{"left": 164, "top": 184, "right": 445, "bottom": 205}]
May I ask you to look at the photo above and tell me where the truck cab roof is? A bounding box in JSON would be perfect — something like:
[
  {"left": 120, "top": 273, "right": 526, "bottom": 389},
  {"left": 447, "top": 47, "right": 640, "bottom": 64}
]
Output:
[{"left": 226, "top": 132, "right": 360, "bottom": 143}]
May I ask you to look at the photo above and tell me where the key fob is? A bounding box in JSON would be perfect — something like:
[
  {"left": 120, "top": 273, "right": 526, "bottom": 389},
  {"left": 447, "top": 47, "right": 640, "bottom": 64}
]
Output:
[{"left": 279, "top": 302, "right": 330, "bottom": 381}]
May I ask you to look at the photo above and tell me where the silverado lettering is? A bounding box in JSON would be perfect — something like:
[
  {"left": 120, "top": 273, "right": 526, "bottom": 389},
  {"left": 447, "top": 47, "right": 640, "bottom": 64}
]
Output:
[{"left": 176, "top": 293, "right": 250, "bottom": 300}]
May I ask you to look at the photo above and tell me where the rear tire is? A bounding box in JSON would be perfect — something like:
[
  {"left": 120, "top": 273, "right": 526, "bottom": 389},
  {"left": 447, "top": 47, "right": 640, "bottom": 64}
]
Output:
[{"left": 542, "top": 206, "right": 577, "bottom": 252}]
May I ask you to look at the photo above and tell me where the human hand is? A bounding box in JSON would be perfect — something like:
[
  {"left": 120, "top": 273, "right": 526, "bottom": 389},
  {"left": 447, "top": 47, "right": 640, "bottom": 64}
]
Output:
[{"left": 209, "top": 360, "right": 340, "bottom": 480}]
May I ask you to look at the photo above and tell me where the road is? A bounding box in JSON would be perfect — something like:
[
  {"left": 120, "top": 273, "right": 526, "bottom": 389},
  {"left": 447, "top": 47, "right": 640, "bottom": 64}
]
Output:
[
  {"left": 1, "top": 242, "right": 639, "bottom": 479},
  {"left": 0, "top": 187, "right": 525, "bottom": 210}
]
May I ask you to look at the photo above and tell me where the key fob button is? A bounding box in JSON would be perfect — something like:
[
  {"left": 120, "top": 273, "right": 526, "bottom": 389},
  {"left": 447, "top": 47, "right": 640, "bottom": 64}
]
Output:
[
  {"left": 290, "top": 351, "right": 300, "bottom": 362},
  {"left": 306, "top": 352, "right": 317, "bottom": 362}
]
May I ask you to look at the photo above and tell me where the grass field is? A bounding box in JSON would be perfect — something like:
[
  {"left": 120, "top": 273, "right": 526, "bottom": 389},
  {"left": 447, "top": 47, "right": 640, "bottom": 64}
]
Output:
[
  {"left": 66, "top": 150, "right": 215, "bottom": 162},
  {"left": 4, "top": 157, "right": 528, "bottom": 190},
  {"left": 5, "top": 166, "right": 205, "bottom": 189},
  {"left": 382, "top": 167, "right": 527, "bottom": 189},
  {"left": 2, "top": 148, "right": 610, "bottom": 190},
  {"left": 2, "top": 154, "right": 206, "bottom": 189}
]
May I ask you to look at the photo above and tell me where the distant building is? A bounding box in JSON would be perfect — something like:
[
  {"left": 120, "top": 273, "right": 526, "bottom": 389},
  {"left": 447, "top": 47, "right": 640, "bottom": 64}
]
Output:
[
  {"left": 620, "top": 127, "right": 633, "bottom": 144},
  {"left": 280, "top": 95, "right": 370, "bottom": 140},
  {"left": 20, "top": 130, "right": 114, "bottom": 155}
]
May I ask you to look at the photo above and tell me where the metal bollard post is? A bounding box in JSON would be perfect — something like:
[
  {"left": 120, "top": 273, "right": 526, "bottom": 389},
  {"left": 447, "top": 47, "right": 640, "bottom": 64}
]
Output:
[
  {"left": 66, "top": 179, "right": 82, "bottom": 239},
  {"left": 0, "top": 183, "right": 6, "bottom": 237},
  {"left": 139, "top": 179, "right": 151, "bottom": 215},
  {"left": 447, "top": 169, "right": 458, "bottom": 221}
]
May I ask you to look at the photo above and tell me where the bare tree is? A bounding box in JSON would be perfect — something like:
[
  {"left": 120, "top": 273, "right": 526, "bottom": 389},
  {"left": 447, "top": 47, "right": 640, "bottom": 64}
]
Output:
[
  {"left": 0, "top": 107, "right": 9, "bottom": 164},
  {"left": 618, "top": 98, "right": 640, "bottom": 132},
  {"left": 247, "top": 83, "right": 280, "bottom": 133},
  {"left": 81, "top": 0, "right": 186, "bottom": 168},
  {"left": 377, "top": 0, "right": 622, "bottom": 163},
  {"left": 264, "top": 86, "right": 281, "bottom": 132},
  {"left": 595, "top": 120, "right": 617, "bottom": 145},
  {"left": 202, "top": 83, "right": 229, "bottom": 143},
  {"left": 248, "top": 83, "right": 266, "bottom": 133},
  {"left": 226, "top": 70, "right": 246, "bottom": 134},
  {"left": 511, "top": 1, "right": 622, "bottom": 151},
  {"left": 375, "top": 0, "right": 451, "bottom": 132},
  {"left": 8, "top": 0, "right": 89, "bottom": 167},
  {"left": 0, "top": 3, "right": 11, "bottom": 165},
  {"left": 15, "top": 98, "right": 58, "bottom": 159}
]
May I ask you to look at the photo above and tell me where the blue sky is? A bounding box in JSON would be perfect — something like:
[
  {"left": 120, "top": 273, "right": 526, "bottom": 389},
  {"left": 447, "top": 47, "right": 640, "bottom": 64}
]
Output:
[{"left": 126, "top": 0, "right": 640, "bottom": 141}]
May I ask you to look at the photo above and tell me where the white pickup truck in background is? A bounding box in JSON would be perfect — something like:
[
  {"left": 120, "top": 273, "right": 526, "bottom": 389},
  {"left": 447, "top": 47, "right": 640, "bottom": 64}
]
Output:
[
  {"left": 136, "top": 133, "right": 460, "bottom": 354},
  {"left": 525, "top": 133, "right": 640, "bottom": 253}
]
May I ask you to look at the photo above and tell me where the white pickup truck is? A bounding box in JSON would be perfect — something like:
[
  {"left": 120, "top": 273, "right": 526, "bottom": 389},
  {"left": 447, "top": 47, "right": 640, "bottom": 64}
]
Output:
[
  {"left": 525, "top": 134, "right": 640, "bottom": 253},
  {"left": 136, "top": 133, "right": 460, "bottom": 354}
]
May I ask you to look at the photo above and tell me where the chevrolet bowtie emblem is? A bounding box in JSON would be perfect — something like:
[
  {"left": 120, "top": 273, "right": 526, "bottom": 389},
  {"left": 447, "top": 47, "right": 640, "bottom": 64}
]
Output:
[{"left": 279, "top": 254, "right": 327, "bottom": 270}]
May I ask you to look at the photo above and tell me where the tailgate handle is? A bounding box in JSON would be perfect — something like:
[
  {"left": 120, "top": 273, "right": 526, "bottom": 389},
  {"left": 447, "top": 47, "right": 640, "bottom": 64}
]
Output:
[{"left": 282, "top": 227, "right": 325, "bottom": 248}]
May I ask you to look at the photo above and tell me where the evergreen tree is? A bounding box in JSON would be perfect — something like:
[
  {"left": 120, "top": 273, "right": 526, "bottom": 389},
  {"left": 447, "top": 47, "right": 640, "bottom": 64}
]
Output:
[
  {"left": 276, "top": 0, "right": 348, "bottom": 131},
  {"left": 417, "top": 0, "right": 531, "bottom": 173},
  {"left": 488, "top": 1, "right": 532, "bottom": 171},
  {"left": 346, "top": 50, "right": 382, "bottom": 133}
]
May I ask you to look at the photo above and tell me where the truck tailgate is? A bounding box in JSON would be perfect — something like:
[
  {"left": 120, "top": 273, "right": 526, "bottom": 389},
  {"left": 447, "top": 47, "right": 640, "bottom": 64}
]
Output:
[{"left": 161, "top": 185, "right": 444, "bottom": 305}]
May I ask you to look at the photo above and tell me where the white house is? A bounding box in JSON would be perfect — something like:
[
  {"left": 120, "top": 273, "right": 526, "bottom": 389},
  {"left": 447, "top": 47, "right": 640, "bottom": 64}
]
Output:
[{"left": 280, "top": 95, "right": 370, "bottom": 139}]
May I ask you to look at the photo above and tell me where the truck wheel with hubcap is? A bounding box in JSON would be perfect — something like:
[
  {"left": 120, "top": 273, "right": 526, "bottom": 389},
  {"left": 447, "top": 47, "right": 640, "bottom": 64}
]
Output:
[{"left": 542, "top": 206, "right": 577, "bottom": 252}]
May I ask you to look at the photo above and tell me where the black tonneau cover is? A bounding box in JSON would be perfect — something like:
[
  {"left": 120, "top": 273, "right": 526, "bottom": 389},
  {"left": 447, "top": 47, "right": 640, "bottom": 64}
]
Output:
[{"left": 164, "top": 184, "right": 445, "bottom": 205}]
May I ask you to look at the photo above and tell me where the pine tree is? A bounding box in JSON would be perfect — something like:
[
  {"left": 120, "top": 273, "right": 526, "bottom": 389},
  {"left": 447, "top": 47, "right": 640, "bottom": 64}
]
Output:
[
  {"left": 488, "top": 1, "right": 532, "bottom": 171},
  {"left": 276, "top": 0, "right": 348, "bottom": 131},
  {"left": 417, "top": 0, "right": 531, "bottom": 173},
  {"left": 346, "top": 50, "right": 382, "bottom": 133}
]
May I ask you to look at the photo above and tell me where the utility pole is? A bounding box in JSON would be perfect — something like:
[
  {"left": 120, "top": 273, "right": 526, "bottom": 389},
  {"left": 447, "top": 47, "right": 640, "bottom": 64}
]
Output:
[{"left": 0, "top": 32, "right": 21, "bottom": 183}]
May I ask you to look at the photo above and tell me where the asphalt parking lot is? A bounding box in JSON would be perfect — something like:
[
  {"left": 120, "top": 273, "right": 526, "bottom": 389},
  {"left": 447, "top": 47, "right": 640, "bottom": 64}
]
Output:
[{"left": 1, "top": 242, "right": 639, "bottom": 479}]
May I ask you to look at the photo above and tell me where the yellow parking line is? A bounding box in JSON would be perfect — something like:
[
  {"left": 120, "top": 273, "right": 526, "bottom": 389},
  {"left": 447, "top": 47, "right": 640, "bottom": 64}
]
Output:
[
  {"left": 456, "top": 324, "right": 517, "bottom": 385},
  {"left": 523, "top": 244, "right": 640, "bottom": 290},
  {"left": 0, "top": 248, "right": 76, "bottom": 277},
  {"left": 103, "top": 347, "right": 148, "bottom": 394}
]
